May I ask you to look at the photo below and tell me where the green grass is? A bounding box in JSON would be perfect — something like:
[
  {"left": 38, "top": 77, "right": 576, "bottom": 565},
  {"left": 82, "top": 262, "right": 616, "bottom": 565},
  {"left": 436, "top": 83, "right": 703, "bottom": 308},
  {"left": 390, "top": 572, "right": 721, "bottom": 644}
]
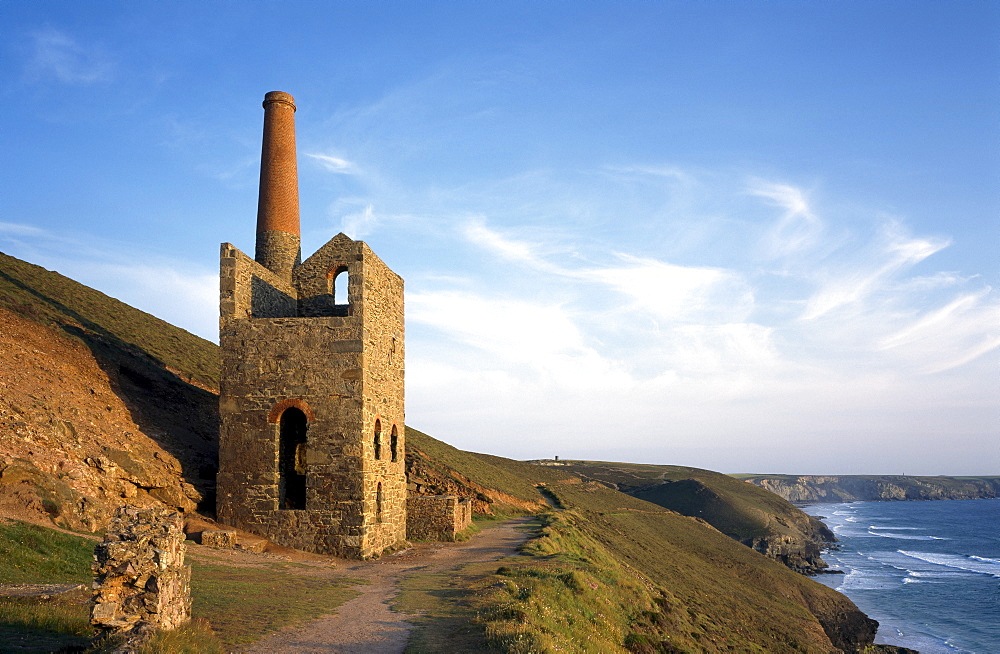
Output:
[
  {"left": 475, "top": 512, "right": 664, "bottom": 654},
  {"left": 395, "top": 557, "right": 500, "bottom": 653},
  {"left": 552, "top": 460, "right": 834, "bottom": 570},
  {"left": 468, "top": 484, "right": 881, "bottom": 652},
  {"left": 189, "top": 561, "right": 359, "bottom": 648},
  {"left": 0, "top": 593, "right": 94, "bottom": 653},
  {"left": 536, "top": 483, "right": 874, "bottom": 652},
  {"left": 134, "top": 619, "right": 223, "bottom": 654},
  {"left": 0, "top": 519, "right": 364, "bottom": 652},
  {"left": 0, "top": 520, "right": 94, "bottom": 584}
]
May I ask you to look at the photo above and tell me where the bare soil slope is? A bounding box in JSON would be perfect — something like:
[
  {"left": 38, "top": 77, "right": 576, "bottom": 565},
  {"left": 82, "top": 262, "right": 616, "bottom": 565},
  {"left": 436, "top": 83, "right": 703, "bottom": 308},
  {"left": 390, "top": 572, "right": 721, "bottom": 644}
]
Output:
[{"left": 0, "top": 251, "right": 218, "bottom": 532}]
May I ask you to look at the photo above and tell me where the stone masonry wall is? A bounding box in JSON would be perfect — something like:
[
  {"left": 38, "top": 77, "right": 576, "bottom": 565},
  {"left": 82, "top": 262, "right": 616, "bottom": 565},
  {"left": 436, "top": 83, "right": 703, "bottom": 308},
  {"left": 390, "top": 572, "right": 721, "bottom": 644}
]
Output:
[
  {"left": 407, "top": 495, "right": 473, "bottom": 541},
  {"left": 220, "top": 243, "right": 296, "bottom": 319},
  {"left": 91, "top": 505, "right": 191, "bottom": 643},
  {"left": 218, "top": 235, "right": 406, "bottom": 558}
]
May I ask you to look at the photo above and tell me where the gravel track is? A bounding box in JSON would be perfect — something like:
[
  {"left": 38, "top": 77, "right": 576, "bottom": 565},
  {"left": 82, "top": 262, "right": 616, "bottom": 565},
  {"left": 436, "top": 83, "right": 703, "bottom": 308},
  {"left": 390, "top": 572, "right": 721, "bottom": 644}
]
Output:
[{"left": 240, "top": 518, "right": 533, "bottom": 653}]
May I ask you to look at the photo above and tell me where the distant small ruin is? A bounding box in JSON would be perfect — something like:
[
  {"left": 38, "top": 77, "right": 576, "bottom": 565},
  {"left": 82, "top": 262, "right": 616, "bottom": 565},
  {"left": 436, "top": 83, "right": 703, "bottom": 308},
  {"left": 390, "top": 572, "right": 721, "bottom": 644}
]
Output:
[{"left": 91, "top": 505, "right": 191, "bottom": 646}]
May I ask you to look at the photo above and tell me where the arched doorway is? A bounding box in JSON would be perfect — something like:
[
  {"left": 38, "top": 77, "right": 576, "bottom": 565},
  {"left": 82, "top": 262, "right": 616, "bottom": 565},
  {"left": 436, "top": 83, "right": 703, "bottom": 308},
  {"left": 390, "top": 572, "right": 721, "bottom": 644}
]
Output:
[{"left": 279, "top": 407, "right": 308, "bottom": 509}]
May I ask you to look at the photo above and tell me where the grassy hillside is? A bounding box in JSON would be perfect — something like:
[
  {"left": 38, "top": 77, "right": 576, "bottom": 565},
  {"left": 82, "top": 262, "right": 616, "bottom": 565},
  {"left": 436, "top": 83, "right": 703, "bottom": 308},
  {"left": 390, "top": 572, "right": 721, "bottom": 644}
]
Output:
[
  {"left": 406, "top": 427, "right": 576, "bottom": 514},
  {"left": 542, "top": 460, "right": 835, "bottom": 573},
  {"left": 0, "top": 251, "right": 218, "bottom": 389},
  {"left": 477, "top": 483, "right": 881, "bottom": 653}
]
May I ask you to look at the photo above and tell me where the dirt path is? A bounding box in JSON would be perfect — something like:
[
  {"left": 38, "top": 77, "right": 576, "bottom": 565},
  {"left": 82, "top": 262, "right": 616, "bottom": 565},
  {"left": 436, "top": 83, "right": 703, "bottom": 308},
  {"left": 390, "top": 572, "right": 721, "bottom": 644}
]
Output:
[{"left": 239, "top": 518, "right": 534, "bottom": 654}]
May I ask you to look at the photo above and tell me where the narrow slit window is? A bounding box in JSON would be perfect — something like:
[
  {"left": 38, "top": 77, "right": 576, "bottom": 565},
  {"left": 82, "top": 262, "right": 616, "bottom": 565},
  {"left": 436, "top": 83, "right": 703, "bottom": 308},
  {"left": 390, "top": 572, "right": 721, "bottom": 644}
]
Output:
[
  {"left": 390, "top": 425, "right": 399, "bottom": 463},
  {"left": 278, "top": 408, "right": 307, "bottom": 510},
  {"left": 376, "top": 482, "right": 384, "bottom": 523},
  {"left": 373, "top": 419, "right": 382, "bottom": 460}
]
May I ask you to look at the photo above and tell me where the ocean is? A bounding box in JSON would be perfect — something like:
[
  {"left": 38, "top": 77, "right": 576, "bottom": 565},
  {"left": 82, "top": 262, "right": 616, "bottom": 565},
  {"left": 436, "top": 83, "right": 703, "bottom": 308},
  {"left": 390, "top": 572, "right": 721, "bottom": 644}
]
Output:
[{"left": 802, "top": 499, "right": 1000, "bottom": 654}]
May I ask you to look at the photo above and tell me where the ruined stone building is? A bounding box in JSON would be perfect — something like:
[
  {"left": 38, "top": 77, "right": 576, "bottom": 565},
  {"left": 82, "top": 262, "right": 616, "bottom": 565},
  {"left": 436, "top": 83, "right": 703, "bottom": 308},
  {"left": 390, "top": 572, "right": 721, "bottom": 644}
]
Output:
[{"left": 217, "top": 91, "right": 406, "bottom": 558}]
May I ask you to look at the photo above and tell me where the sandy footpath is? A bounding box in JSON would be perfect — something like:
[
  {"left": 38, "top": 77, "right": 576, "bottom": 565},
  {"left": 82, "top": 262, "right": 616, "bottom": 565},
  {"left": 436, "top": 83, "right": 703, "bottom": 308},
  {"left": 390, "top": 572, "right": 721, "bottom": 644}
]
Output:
[{"left": 239, "top": 518, "right": 533, "bottom": 654}]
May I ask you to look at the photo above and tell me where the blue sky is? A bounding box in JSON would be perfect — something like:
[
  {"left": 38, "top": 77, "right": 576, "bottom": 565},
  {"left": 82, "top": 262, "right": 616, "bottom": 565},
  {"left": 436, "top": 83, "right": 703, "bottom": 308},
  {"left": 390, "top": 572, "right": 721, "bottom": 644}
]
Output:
[{"left": 2, "top": 1, "right": 997, "bottom": 474}]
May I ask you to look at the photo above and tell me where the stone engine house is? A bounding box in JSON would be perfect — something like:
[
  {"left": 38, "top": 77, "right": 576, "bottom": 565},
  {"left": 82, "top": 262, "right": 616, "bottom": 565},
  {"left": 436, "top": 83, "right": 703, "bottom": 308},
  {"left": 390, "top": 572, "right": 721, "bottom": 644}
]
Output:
[{"left": 217, "top": 91, "right": 406, "bottom": 558}]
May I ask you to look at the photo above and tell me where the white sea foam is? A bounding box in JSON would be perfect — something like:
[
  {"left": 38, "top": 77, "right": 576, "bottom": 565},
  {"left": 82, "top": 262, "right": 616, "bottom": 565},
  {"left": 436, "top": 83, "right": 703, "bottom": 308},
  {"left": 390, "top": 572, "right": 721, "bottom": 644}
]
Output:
[
  {"left": 898, "top": 550, "right": 1000, "bottom": 578},
  {"left": 838, "top": 566, "right": 898, "bottom": 590},
  {"left": 970, "top": 555, "right": 1000, "bottom": 565},
  {"left": 868, "top": 530, "right": 946, "bottom": 541},
  {"left": 908, "top": 570, "right": 964, "bottom": 579}
]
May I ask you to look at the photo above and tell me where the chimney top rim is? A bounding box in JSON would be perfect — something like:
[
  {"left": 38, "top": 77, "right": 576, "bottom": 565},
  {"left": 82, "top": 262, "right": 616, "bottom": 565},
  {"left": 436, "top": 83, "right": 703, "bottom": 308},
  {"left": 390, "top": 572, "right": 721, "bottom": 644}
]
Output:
[{"left": 263, "top": 91, "right": 296, "bottom": 111}]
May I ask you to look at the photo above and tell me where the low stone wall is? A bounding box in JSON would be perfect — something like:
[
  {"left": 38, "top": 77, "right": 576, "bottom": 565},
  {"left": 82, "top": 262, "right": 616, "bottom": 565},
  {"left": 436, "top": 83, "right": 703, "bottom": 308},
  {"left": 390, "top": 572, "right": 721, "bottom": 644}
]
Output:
[
  {"left": 91, "top": 505, "right": 191, "bottom": 646},
  {"left": 406, "top": 495, "right": 472, "bottom": 541}
]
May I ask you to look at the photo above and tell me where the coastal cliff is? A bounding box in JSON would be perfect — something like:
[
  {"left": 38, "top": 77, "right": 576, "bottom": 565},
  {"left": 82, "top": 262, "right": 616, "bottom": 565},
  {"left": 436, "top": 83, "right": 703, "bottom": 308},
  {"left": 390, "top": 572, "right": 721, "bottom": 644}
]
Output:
[
  {"left": 740, "top": 474, "right": 1000, "bottom": 503},
  {"left": 540, "top": 460, "right": 837, "bottom": 575}
]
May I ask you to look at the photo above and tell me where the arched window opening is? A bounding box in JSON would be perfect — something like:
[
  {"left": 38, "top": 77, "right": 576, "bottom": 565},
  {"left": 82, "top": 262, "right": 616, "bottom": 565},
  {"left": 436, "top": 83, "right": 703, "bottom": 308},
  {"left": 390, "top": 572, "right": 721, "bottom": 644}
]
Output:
[
  {"left": 376, "top": 482, "right": 384, "bottom": 523},
  {"left": 390, "top": 425, "right": 399, "bottom": 463},
  {"left": 373, "top": 419, "right": 382, "bottom": 460},
  {"left": 278, "top": 407, "right": 307, "bottom": 510},
  {"left": 331, "top": 266, "right": 349, "bottom": 306}
]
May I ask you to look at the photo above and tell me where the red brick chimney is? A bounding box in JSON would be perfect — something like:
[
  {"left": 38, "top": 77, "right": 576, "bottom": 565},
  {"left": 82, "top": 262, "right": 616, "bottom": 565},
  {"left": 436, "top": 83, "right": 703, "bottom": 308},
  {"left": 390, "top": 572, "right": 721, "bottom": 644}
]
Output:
[{"left": 254, "top": 91, "right": 301, "bottom": 279}]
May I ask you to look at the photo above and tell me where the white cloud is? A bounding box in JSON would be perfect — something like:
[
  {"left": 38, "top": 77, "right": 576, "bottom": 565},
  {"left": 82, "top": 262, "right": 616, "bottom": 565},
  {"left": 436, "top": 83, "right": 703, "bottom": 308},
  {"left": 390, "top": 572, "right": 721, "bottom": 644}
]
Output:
[
  {"left": 305, "top": 153, "right": 356, "bottom": 174},
  {"left": 461, "top": 219, "right": 545, "bottom": 267},
  {"left": 801, "top": 220, "right": 950, "bottom": 320},
  {"left": 749, "top": 180, "right": 823, "bottom": 258},
  {"left": 340, "top": 204, "right": 378, "bottom": 239},
  {"left": 878, "top": 289, "right": 1000, "bottom": 374},
  {"left": 394, "top": 169, "right": 997, "bottom": 473},
  {"left": 0, "top": 221, "right": 48, "bottom": 237},
  {"left": 581, "top": 254, "right": 754, "bottom": 324},
  {"left": 27, "top": 28, "right": 113, "bottom": 85}
]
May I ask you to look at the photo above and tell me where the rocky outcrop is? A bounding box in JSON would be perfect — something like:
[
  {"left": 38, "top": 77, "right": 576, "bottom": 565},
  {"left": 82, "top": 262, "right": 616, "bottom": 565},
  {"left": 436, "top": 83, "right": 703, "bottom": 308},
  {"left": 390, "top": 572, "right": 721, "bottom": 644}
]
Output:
[
  {"left": 0, "top": 308, "right": 215, "bottom": 532},
  {"left": 744, "top": 475, "right": 1000, "bottom": 503}
]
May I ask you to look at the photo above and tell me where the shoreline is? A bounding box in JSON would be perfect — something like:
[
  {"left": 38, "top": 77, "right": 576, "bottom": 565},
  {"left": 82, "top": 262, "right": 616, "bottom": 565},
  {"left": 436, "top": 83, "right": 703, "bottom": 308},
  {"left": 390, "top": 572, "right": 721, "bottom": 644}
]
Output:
[{"left": 802, "top": 499, "right": 999, "bottom": 654}]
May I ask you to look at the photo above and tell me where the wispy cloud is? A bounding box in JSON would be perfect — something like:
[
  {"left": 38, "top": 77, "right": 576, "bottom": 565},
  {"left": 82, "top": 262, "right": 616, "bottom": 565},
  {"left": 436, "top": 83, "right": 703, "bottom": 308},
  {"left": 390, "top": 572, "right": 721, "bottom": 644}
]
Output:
[
  {"left": 340, "top": 204, "right": 378, "bottom": 239},
  {"left": 878, "top": 289, "right": 1000, "bottom": 374},
  {"left": 749, "top": 180, "right": 823, "bottom": 258},
  {"left": 305, "top": 152, "right": 357, "bottom": 174},
  {"left": 581, "top": 254, "right": 753, "bottom": 324},
  {"left": 801, "top": 220, "right": 950, "bottom": 320},
  {"left": 26, "top": 27, "right": 113, "bottom": 85},
  {"left": 0, "top": 221, "right": 48, "bottom": 237},
  {"left": 392, "top": 167, "right": 998, "bottom": 471},
  {"left": 461, "top": 219, "right": 546, "bottom": 267}
]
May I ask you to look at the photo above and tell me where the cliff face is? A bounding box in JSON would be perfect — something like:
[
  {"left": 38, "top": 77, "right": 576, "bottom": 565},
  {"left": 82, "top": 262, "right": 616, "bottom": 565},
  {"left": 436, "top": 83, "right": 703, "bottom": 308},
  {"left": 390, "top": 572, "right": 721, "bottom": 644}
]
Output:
[{"left": 743, "top": 475, "right": 1000, "bottom": 503}]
